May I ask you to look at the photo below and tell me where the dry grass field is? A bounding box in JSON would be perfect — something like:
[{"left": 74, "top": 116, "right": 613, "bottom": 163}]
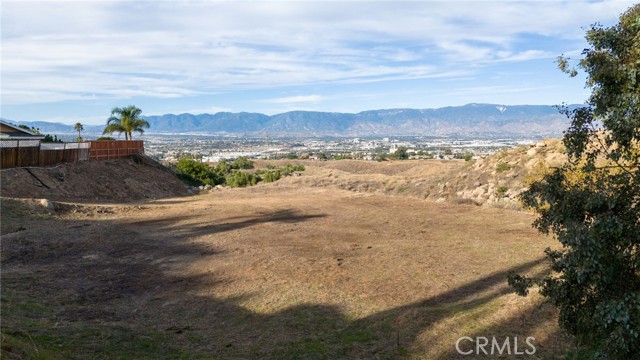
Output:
[{"left": 1, "top": 160, "right": 572, "bottom": 359}]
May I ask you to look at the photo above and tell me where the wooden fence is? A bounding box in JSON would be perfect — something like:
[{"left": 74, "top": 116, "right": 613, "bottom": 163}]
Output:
[
  {"left": 88, "top": 140, "right": 144, "bottom": 160},
  {"left": 0, "top": 140, "right": 144, "bottom": 169}
]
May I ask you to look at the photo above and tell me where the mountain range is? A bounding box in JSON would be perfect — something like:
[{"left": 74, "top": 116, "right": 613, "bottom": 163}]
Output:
[{"left": 4, "top": 103, "right": 576, "bottom": 137}]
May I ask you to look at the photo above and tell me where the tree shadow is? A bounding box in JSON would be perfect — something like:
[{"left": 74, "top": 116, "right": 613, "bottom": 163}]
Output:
[
  {"left": 127, "top": 208, "right": 327, "bottom": 242},
  {"left": 1, "top": 201, "right": 562, "bottom": 359}
]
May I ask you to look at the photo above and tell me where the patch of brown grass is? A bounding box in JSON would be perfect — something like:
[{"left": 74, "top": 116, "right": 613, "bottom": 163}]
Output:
[{"left": 2, "top": 183, "right": 569, "bottom": 358}]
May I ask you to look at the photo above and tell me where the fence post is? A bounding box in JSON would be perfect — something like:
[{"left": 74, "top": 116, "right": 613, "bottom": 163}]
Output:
[{"left": 16, "top": 140, "right": 20, "bottom": 168}]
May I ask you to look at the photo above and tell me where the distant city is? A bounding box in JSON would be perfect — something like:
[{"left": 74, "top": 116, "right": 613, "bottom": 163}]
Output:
[
  {"left": 137, "top": 134, "right": 542, "bottom": 163},
  {"left": 3, "top": 103, "right": 568, "bottom": 163}
]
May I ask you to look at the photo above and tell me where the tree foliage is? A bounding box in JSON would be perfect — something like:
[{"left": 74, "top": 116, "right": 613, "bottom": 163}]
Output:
[
  {"left": 229, "top": 157, "right": 254, "bottom": 170},
  {"left": 175, "top": 155, "right": 306, "bottom": 188},
  {"left": 393, "top": 146, "right": 409, "bottom": 160},
  {"left": 103, "top": 105, "right": 150, "bottom": 140},
  {"left": 225, "top": 170, "right": 258, "bottom": 187},
  {"left": 509, "top": 5, "right": 639, "bottom": 358},
  {"left": 18, "top": 124, "right": 41, "bottom": 134},
  {"left": 42, "top": 134, "right": 63, "bottom": 143},
  {"left": 175, "top": 158, "right": 224, "bottom": 186},
  {"left": 74, "top": 122, "right": 83, "bottom": 141}
]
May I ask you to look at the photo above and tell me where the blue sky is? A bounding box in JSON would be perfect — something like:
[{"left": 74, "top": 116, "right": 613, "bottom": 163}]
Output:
[{"left": 1, "top": 0, "right": 636, "bottom": 125}]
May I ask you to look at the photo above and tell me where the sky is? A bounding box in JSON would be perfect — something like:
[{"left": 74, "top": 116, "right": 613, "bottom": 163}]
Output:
[{"left": 1, "top": 0, "right": 636, "bottom": 125}]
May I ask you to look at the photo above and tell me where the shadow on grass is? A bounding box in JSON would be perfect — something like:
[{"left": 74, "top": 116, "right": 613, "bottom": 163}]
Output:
[
  {"left": 127, "top": 208, "right": 327, "bottom": 242},
  {"left": 1, "top": 200, "right": 561, "bottom": 359}
]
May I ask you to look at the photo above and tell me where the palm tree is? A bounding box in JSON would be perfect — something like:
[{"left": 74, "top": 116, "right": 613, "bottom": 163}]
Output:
[
  {"left": 74, "top": 122, "right": 83, "bottom": 141},
  {"left": 103, "top": 105, "right": 150, "bottom": 140}
]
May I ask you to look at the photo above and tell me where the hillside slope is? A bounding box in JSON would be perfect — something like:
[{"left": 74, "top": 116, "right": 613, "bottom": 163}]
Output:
[
  {"left": 1, "top": 156, "right": 188, "bottom": 202},
  {"left": 266, "top": 139, "right": 567, "bottom": 209},
  {"left": 433, "top": 139, "right": 567, "bottom": 207}
]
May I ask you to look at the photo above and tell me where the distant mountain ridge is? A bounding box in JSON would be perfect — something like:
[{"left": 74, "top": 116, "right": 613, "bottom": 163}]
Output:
[{"left": 2, "top": 103, "right": 576, "bottom": 137}]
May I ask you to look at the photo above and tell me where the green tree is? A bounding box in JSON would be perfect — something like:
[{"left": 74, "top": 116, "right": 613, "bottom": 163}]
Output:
[
  {"left": 225, "top": 170, "right": 258, "bottom": 187},
  {"left": 230, "top": 157, "right": 254, "bottom": 170},
  {"left": 393, "top": 146, "right": 409, "bottom": 160},
  {"left": 175, "top": 158, "right": 223, "bottom": 186},
  {"left": 103, "top": 105, "right": 150, "bottom": 140},
  {"left": 509, "top": 5, "right": 639, "bottom": 358},
  {"left": 260, "top": 169, "right": 281, "bottom": 183},
  {"left": 215, "top": 160, "right": 231, "bottom": 174},
  {"left": 18, "top": 125, "right": 41, "bottom": 134},
  {"left": 74, "top": 122, "right": 84, "bottom": 141},
  {"left": 42, "top": 134, "right": 63, "bottom": 143}
]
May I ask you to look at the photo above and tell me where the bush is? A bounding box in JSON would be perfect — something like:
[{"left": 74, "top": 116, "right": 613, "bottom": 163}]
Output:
[
  {"left": 495, "top": 186, "right": 509, "bottom": 197},
  {"left": 230, "top": 157, "right": 254, "bottom": 170},
  {"left": 97, "top": 137, "right": 116, "bottom": 141},
  {"left": 225, "top": 170, "right": 258, "bottom": 187},
  {"left": 175, "top": 158, "right": 223, "bottom": 186},
  {"left": 260, "top": 170, "right": 281, "bottom": 183},
  {"left": 42, "top": 134, "right": 63, "bottom": 143},
  {"left": 495, "top": 162, "right": 511, "bottom": 172},
  {"left": 281, "top": 163, "right": 305, "bottom": 175},
  {"left": 215, "top": 160, "right": 231, "bottom": 174}
]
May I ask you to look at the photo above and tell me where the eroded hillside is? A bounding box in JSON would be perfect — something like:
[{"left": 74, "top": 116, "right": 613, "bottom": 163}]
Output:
[
  {"left": 267, "top": 138, "right": 567, "bottom": 209},
  {"left": 0, "top": 155, "right": 188, "bottom": 202}
]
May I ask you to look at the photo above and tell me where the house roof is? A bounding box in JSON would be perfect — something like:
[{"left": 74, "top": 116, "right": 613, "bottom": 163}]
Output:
[{"left": 0, "top": 119, "right": 45, "bottom": 139}]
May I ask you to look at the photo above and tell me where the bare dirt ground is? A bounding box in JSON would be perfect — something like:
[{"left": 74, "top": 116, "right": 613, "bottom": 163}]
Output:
[
  {"left": 1, "top": 165, "right": 570, "bottom": 359},
  {"left": 0, "top": 156, "right": 188, "bottom": 202}
]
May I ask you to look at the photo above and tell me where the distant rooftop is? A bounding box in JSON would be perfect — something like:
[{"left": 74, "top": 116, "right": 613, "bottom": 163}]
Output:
[{"left": 0, "top": 119, "right": 45, "bottom": 140}]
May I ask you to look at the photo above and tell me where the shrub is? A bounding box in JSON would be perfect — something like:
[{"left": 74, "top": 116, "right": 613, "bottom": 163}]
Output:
[
  {"left": 230, "top": 157, "right": 254, "bottom": 170},
  {"left": 175, "top": 158, "right": 223, "bottom": 186},
  {"left": 495, "top": 186, "right": 509, "bottom": 197},
  {"left": 454, "top": 152, "right": 474, "bottom": 161},
  {"left": 495, "top": 162, "right": 511, "bottom": 172},
  {"left": 281, "top": 163, "right": 305, "bottom": 175},
  {"left": 215, "top": 160, "right": 231, "bottom": 174},
  {"left": 261, "top": 170, "right": 281, "bottom": 183},
  {"left": 225, "top": 170, "right": 258, "bottom": 187}
]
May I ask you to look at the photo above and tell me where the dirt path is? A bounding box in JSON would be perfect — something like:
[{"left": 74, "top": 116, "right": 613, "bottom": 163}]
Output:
[{"left": 1, "top": 184, "right": 569, "bottom": 359}]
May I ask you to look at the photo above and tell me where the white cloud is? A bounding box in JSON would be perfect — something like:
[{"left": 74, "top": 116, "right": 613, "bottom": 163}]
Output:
[
  {"left": 263, "top": 95, "right": 324, "bottom": 104},
  {"left": 1, "top": 0, "right": 636, "bottom": 107},
  {"left": 166, "top": 106, "right": 232, "bottom": 116}
]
